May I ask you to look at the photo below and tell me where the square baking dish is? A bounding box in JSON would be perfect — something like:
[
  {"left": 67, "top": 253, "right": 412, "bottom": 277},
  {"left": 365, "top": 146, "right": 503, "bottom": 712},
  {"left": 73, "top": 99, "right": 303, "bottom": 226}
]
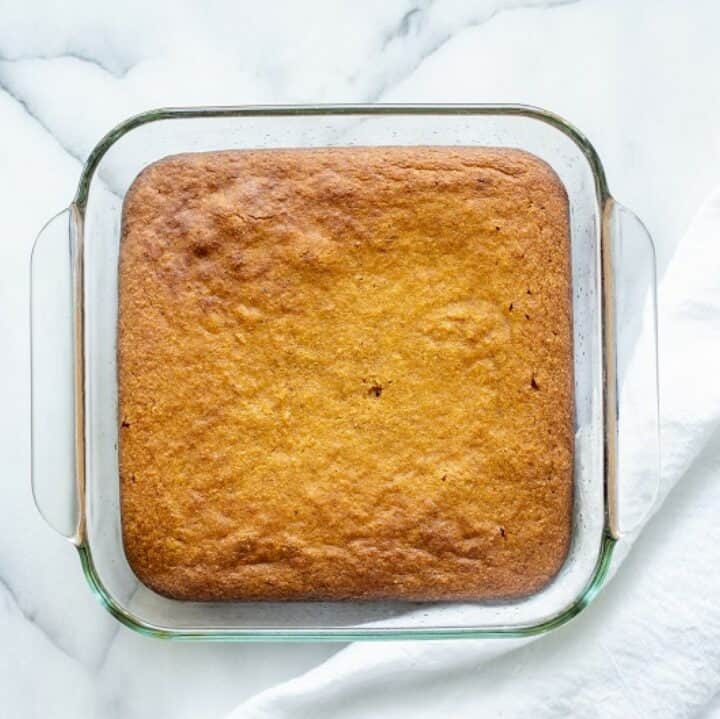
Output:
[{"left": 31, "top": 105, "right": 659, "bottom": 640}]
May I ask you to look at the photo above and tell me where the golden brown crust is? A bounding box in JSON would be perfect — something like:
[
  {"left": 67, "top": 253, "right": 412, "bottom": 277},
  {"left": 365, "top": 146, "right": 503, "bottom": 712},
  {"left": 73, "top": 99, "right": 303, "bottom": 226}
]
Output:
[{"left": 118, "top": 146, "right": 573, "bottom": 601}]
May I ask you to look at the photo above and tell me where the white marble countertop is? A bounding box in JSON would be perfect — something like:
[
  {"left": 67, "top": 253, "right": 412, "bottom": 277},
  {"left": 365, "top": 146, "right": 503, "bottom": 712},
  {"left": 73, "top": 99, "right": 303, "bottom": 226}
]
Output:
[{"left": 2, "top": 1, "right": 719, "bottom": 717}]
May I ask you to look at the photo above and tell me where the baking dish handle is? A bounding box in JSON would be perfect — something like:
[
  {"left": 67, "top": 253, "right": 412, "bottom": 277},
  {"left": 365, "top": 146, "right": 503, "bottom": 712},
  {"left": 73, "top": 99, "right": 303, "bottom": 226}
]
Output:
[
  {"left": 606, "top": 200, "right": 660, "bottom": 539},
  {"left": 30, "top": 207, "right": 84, "bottom": 543}
]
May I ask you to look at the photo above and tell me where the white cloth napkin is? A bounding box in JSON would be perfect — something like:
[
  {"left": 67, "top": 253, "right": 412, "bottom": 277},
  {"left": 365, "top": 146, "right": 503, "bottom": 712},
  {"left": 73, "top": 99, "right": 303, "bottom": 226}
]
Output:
[{"left": 227, "top": 189, "right": 720, "bottom": 719}]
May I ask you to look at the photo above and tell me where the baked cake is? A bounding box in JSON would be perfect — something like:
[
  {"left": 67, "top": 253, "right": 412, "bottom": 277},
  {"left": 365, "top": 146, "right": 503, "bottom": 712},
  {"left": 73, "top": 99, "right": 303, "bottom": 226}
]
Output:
[{"left": 118, "top": 146, "right": 573, "bottom": 601}]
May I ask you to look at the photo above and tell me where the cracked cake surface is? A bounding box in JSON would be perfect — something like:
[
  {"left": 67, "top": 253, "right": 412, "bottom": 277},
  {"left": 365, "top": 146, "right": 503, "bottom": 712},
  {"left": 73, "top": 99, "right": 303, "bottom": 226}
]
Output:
[{"left": 118, "top": 146, "right": 573, "bottom": 601}]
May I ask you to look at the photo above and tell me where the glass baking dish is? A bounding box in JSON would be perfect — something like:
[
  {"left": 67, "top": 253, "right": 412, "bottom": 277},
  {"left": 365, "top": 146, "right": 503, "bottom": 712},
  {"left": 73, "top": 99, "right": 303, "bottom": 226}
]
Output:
[{"left": 31, "top": 104, "right": 659, "bottom": 640}]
